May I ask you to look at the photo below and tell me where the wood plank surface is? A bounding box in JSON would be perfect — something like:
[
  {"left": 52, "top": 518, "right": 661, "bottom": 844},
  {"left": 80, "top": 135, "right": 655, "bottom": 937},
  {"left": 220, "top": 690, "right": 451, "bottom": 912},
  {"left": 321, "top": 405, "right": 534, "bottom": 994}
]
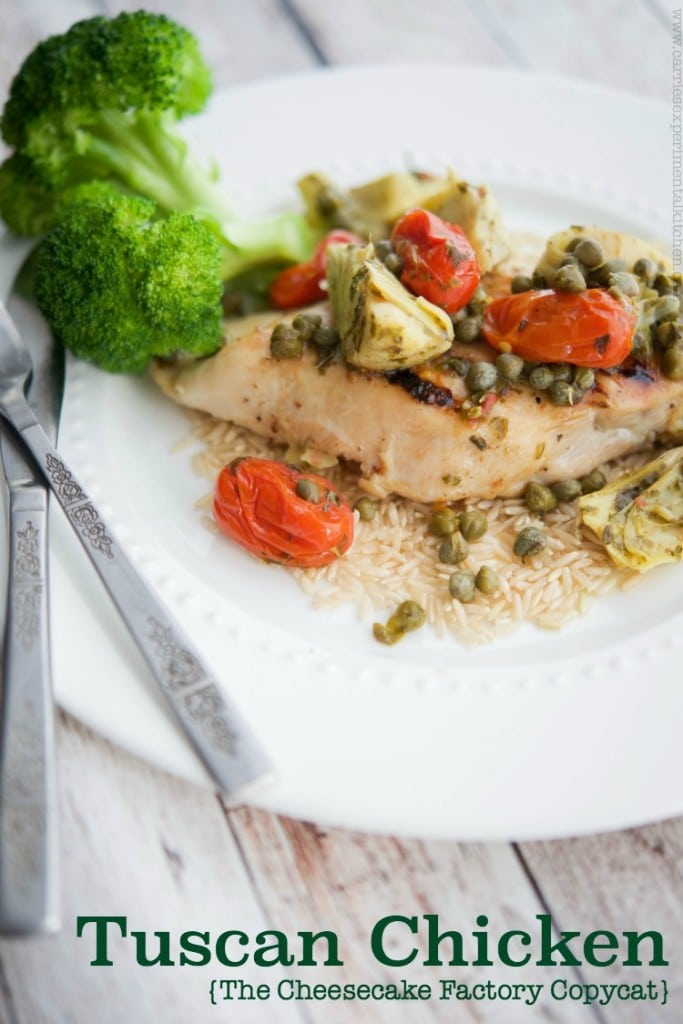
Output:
[
  {"left": 0, "top": 0, "right": 100, "bottom": 102},
  {"left": 0, "top": 716, "right": 598, "bottom": 1024},
  {"left": 285, "top": 0, "right": 511, "bottom": 66},
  {"left": 0, "top": 715, "right": 306, "bottom": 1024},
  {"left": 228, "top": 805, "right": 586, "bottom": 1023},
  {"left": 649, "top": 0, "right": 678, "bottom": 28},
  {"left": 519, "top": 823, "right": 683, "bottom": 1023},
  {"left": 464, "top": 0, "right": 670, "bottom": 99},
  {"left": 292, "top": 0, "right": 670, "bottom": 98},
  {"left": 104, "top": 0, "right": 320, "bottom": 85}
]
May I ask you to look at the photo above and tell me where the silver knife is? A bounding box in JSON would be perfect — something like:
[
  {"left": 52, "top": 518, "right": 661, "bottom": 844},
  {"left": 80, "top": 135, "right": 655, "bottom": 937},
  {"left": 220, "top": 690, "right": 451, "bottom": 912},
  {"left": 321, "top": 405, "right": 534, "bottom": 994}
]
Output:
[
  {"left": 0, "top": 300, "right": 275, "bottom": 816},
  {"left": 0, "top": 293, "right": 61, "bottom": 934}
]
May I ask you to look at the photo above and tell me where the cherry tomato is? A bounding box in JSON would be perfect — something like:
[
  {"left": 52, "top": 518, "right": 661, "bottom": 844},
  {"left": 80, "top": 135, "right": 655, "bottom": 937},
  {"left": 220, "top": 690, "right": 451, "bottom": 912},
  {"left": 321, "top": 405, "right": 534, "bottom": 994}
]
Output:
[
  {"left": 481, "top": 288, "right": 637, "bottom": 368},
  {"left": 269, "top": 230, "right": 363, "bottom": 309},
  {"left": 391, "top": 208, "right": 481, "bottom": 314},
  {"left": 268, "top": 261, "right": 324, "bottom": 309},
  {"left": 213, "top": 457, "right": 354, "bottom": 568},
  {"left": 311, "top": 229, "right": 364, "bottom": 276}
]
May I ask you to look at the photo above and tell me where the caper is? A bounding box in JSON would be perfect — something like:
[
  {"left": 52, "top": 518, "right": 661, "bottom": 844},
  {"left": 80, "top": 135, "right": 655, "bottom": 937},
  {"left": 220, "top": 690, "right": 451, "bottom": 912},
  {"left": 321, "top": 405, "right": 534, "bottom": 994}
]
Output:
[
  {"left": 459, "top": 509, "right": 488, "bottom": 541},
  {"left": 393, "top": 600, "right": 426, "bottom": 631},
  {"left": 662, "top": 345, "right": 683, "bottom": 380},
  {"left": 292, "top": 312, "right": 322, "bottom": 340},
  {"left": 608, "top": 271, "right": 640, "bottom": 297},
  {"left": 550, "top": 479, "right": 583, "bottom": 503},
  {"left": 652, "top": 295, "right": 681, "bottom": 322},
  {"left": 317, "top": 187, "right": 341, "bottom": 217},
  {"left": 528, "top": 365, "right": 554, "bottom": 391},
  {"left": 374, "top": 239, "right": 394, "bottom": 261},
  {"left": 373, "top": 600, "right": 426, "bottom": 645},
  {"left": 428, "top": 507, "right": 459, "bottom": 537},
  {"left": 654, "top": 273, "right": 674, "bottom": 296},
  {"left": 454, "top": 315, "right": 483, "bottom": 344},
  {"left": 467, "top": 286, "right": 489, "bottom": 316},
  {"left": 580, "top": 469, "right": 607, "bottom": 494},
  {"left": 633, "top": 257, "right": 658, "bottom": 285},
  {"left": 531, "top": 271, "right": 547, "bottom": 289},
  {"left": 631, "top": 331, "right": 653, "bottom": 363},
  {"left": 511, "top": 274, "right": 532, "bottom": 293},
  {"left": 465, "top": 361, "right": 498, "bottom": 392},
  {"left": 524, "top": 481, "right": 558, "bottom": 514},
  {"left": 438, "top": 534, "right": 469, "bottom": 564},
  {"left": 572, "top": 366, "right": 595, "bottom": 391},
  {"left": 270, "top": 324, "right": 303, "bottom": 360},
  {"left": 294, "top": 312, "right": 322, "bottom": 329},
  {"left": 449, "top": 356, "right": 471, "bottom": 377},
  {"left": 448, "top": 570, "right": 476, "bottom": 603},
  {"left": 573, "top": 238, "right": 604, "bottom": 269},
  {"left": 513, "top": 526, "right": 547, "bottom": 558},
  {"left": 475, "top": 565, "right": 500, "bottom": 595},
  {"left": 355, "top": 496, "right": 377, "bottom": 521},
  {"left": 552, "top": 264, "right": 586, "bottom": 293},
  {"left": 372, "top": 623, "right": 394, "bottom": 644},
  {"left": 295, "top": 477, "right": 320, "bottom": 502},
  {"left": 312, "top": 325, "right": 340, "bottom": 349},
  {"left": 591, "top": 258, "right": 628, "bottom": 286},
  {"left": 549, "top": 380, "right": 577, "bottom": 406},
  {"left": 495, "top": 352, "right": 525, "bottom": 381},
  {"left": 565, "top": 235, "right": 584, "bottom": 253},
  {"left": 559, "top": 253, "right": 580, "bottom": 268},
  {"left": 552, "top": 363, "right": 573, "bottom": 382},
  {"left": 656, "top": 320, "right": 683, "bottom": 347},
  {"left": 383, "top": 251, "right": 403, "bottom": 276}
]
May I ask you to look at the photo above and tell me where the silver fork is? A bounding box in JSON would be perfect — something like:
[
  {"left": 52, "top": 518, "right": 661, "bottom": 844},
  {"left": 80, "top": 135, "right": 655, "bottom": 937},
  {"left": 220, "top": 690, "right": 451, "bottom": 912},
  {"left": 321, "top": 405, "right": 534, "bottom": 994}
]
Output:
[
  {"left": 0, "top": 303, "right": 275, "bottom": 804},
  {"left": 0, "top": 294, "right": 61, "bottom": 934}
]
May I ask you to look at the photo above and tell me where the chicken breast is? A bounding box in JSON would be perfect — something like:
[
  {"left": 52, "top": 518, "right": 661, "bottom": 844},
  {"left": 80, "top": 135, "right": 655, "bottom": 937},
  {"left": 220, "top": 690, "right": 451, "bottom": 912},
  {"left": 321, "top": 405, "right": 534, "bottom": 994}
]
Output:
[{"left": 152, "top": 304, "right": 683, "bottom": 503}]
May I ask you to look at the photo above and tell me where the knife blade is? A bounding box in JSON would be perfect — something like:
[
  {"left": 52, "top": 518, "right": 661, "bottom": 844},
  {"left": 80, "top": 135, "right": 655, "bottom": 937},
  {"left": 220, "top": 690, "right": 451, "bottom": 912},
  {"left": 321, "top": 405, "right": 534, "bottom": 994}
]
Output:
[{"left": 0, "top": 291, "right": 62, "bottom": 935}]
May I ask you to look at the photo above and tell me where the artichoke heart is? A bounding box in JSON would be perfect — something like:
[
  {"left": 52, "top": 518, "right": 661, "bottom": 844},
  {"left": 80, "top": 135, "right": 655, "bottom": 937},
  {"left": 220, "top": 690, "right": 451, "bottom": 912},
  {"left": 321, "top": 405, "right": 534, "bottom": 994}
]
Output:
[
  {"left": 326, "top": 242, "right": 454, "bottom": 372},
  {"left": 298, "top": 170, "right": 446, "bottom": 240},
  {"left": 579, "top": 447, "right": 683, "bottom": 571},
  {"left": 421, "top": 175, "right": 510, "bottom": 272},
  {"left": 534, "top": 225, "right": 671, "bottom": 284},
  {"left": 298, "top": 170, "right": 509, "bottom": 271}
]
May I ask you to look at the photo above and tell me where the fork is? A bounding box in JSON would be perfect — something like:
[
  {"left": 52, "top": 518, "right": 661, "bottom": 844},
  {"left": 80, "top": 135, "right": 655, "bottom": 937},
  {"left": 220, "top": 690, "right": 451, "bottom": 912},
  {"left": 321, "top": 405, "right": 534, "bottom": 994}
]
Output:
[
  {"left": 0, "top": 293, "right": 61, "bottom": 934},
  {"left": 0, "top": 302, "right": 275, "bottom": 803}
]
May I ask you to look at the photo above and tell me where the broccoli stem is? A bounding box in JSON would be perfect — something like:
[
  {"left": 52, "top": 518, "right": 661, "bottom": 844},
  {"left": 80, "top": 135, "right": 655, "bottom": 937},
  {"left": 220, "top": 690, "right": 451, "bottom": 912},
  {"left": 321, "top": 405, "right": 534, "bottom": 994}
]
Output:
[
  {"left": 220, "top": 213, "right": 317, "bottom": 279},
  {"left": 73, "top": 110, "right": 317, "bottom": 281},
  {"left": 79, "top": 109, "right": 236, "bottom": 223}
]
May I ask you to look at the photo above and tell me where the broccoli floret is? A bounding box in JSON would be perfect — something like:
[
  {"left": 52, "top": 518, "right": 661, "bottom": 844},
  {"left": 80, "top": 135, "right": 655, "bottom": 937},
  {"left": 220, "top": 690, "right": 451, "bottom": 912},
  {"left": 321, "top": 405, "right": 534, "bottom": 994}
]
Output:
[
  {"left": 0, "top": 11, "right": 315, "bottom": 273},
  {"left": 33, "top": 184, "right": 224, "bottom": 374},
  {"left": 0, "top": 153, "right": 60, "bottom": 235}
]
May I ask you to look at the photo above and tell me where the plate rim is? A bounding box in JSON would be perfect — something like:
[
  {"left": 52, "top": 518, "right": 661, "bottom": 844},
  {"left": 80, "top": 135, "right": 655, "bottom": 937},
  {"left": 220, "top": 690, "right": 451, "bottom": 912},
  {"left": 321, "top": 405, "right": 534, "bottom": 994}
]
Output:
[{"left": 2, "top": 62, "right": 680, "bottom": 841}]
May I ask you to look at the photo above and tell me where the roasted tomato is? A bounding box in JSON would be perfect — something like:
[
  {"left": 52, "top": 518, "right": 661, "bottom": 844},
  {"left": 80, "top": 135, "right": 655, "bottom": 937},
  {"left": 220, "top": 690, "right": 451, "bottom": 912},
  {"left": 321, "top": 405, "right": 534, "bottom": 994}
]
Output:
[
  {"left": 213, "top": 457, "right": 354, "bottom": 568},
  {"left": 268, "top": 261, "right": 323, "bottom": 309},
  {"left": 390, "top": 208, "right": 481, "bottom": 314},
  {"left": 269, "top": 230, "right": 363, "bottom": 309},
  {"left": 482, "top": 289, "right": 638, "bottom": 368}
]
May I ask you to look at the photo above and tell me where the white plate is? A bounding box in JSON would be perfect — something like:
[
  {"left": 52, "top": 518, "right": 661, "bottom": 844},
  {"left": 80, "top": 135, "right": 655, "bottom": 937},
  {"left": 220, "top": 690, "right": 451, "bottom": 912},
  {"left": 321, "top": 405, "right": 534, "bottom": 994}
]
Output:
[{"left": 2, "top": 66, "right": 680, "bottom": 841}]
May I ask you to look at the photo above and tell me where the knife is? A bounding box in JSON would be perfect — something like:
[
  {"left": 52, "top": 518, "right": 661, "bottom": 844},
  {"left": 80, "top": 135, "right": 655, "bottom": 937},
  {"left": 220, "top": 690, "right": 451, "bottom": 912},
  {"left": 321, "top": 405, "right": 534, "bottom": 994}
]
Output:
[{"left": 0, "top": 291, "right": 62, "bottom": 934}]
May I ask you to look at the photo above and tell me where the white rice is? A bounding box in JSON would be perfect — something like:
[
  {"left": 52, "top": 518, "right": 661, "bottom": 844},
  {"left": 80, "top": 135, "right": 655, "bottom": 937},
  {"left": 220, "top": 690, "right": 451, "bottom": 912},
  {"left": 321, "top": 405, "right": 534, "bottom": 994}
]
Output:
[{"left": 187, "top": 409, "right": 649, "bottom": 645}]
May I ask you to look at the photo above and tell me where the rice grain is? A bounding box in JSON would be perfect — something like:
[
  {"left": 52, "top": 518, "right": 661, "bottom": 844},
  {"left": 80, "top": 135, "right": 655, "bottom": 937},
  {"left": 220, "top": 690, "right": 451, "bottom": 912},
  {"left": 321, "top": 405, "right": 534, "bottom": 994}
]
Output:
[{"left": 185, "top": 410, "right": 649, "bottom": 644}]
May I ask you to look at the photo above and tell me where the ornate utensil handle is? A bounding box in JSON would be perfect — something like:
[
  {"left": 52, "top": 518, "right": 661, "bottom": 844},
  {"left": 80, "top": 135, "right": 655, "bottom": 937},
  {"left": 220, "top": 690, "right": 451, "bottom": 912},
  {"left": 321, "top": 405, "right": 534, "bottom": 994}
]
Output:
[
  {"left": 0, "top": 483, "right": 59, "bottom": 934},
  {"left": 9, "top": 406, "right": 274, "bottom": 800}
]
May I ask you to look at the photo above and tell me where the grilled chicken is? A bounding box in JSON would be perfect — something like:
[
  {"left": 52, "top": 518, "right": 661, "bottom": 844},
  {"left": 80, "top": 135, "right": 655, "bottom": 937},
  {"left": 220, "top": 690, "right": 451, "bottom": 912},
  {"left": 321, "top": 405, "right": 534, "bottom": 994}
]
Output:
[{"left": 152, "top": 303, "right": 683, "bottom": 503}]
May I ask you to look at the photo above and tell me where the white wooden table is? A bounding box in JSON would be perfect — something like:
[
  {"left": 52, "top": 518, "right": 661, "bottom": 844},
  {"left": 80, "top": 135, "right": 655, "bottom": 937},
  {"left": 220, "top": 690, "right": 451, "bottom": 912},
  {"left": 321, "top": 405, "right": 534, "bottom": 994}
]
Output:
[{"left": 0, "top": 2, "right": 681, "bottom": 1022}]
